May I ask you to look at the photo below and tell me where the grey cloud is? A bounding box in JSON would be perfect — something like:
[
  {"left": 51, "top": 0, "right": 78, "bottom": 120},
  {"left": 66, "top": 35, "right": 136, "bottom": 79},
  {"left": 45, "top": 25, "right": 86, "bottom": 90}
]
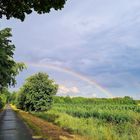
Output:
[{"left": 2, "top": 0, "right": 140, "bottom": 98}]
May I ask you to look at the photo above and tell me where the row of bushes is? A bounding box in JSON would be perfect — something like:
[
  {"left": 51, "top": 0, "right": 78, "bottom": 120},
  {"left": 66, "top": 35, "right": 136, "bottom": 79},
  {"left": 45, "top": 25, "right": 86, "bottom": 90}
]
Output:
[
  {"left": 54, "top": 105, "right": 138, "bottom": 123},
  {"left": 51, "top": 96, "right": 140, "bottom": 124},
  {"left": 54, "top": 103, "right": 140, "bottom": 113},
  {"left": 65, "top": 109, "right": 134, "bottom": 123}
]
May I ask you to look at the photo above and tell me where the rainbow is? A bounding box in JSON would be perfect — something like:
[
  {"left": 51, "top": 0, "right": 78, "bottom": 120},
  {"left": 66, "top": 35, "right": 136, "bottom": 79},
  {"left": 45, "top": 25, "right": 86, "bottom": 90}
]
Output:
[{"left": 25, "top": 62, "right": 114, "bottom": 98}]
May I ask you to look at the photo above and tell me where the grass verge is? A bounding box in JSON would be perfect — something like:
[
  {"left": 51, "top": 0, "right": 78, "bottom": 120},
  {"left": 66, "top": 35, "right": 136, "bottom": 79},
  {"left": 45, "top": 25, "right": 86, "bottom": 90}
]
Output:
[
  {"left": 11, "top": 105, "right": 85, "bottom": 140},
  {"left": 33, "top": 110, "right": 140, "bottom": 140}
]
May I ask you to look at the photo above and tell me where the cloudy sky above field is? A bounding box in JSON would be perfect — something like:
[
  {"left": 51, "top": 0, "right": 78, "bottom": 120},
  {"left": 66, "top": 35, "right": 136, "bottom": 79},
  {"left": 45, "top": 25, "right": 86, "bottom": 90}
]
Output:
[{"left": 1, "top": 0, "right": 140, "bottom": 98}]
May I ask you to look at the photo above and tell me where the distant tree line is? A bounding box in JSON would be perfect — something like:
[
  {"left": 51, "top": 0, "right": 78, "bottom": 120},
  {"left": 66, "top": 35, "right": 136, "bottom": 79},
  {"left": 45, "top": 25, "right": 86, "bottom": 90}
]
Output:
[{"left": 53, "top": 96, "right": 137, "bottom": 105}]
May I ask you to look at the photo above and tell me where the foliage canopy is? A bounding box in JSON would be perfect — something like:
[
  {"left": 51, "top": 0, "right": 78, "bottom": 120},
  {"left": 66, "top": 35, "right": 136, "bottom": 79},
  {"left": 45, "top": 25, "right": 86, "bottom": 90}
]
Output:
[{"left": 0, "top": 0, "right": 66, "bottom": 21}]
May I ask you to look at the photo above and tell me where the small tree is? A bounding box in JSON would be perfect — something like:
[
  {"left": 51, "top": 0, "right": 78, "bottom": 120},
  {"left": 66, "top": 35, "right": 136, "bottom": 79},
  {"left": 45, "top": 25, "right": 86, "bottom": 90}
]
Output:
[{"left": 18, "top": 72, "right": 58, "bottom": 111}]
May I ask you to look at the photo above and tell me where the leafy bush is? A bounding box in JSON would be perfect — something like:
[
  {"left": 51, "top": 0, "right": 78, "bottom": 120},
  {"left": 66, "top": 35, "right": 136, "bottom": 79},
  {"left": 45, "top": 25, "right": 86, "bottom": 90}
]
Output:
[
  {"left": 0, "top": 97, "right": 4, "bottom": 109},
  {"left": 0, "top": 88, "right": 11, "bottom": 108},
  {"left": 17, "top": 72, "right": 58, "bottom": 111}
]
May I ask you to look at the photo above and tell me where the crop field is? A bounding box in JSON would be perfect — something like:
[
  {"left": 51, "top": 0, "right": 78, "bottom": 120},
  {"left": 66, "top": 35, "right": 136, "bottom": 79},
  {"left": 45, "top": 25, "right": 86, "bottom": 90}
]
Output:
[{"left": 33, "top": 96, "right": 140, "bottom": 140}]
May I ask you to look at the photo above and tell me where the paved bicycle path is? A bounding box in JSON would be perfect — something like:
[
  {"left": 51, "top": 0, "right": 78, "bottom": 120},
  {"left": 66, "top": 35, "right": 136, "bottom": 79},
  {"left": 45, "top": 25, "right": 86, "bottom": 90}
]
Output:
[{"left": 0, "top": 105, "right": 33, "bottom": 140}]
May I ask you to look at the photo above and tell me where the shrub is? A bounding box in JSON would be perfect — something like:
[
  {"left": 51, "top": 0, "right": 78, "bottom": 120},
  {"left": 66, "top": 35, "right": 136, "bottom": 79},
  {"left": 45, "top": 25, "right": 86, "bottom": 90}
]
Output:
[
  {"left": 0, "top": 97, "right": 4, "bottom": 109},
  {"left": 17, "top": 72, "right": 58, "bottom": 111}
]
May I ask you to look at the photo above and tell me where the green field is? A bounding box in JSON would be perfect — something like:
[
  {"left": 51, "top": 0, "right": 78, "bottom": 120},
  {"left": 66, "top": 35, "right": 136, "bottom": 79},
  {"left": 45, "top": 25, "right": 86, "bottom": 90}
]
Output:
[{"left": 33, "top": 96, "right": 140, "bottom": 140}]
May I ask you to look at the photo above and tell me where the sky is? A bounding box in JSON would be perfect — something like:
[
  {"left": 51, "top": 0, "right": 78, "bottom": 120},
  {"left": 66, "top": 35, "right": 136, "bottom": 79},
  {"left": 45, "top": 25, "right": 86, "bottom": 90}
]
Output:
[{"left": 1, "top": 0, "right": 140, "bottom": 99}]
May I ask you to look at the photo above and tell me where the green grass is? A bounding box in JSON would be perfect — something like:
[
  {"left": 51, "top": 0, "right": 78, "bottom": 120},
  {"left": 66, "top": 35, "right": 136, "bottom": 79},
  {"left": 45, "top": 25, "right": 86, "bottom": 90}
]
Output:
[
  {"left": 33, "top": 110, "right": 140, "bottom": 140},
  {"left": 32, "top": 97, "right": 140, "bottom": 140}
]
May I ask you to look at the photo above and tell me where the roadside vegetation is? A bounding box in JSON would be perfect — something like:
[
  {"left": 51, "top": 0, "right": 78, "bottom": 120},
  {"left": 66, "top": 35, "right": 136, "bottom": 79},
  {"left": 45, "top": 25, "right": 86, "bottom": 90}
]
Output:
[
  {"left": 33, "top": 96, "right": 140, "bottom": 140},
  {"left": 0, "top": 88, "right": 10, "bottom": 109},
  {"left": 12, "top": 105, "right": 85, "bottom": 140},
  {"left": 10, "top": 90, "right": 140, "bottom": 140}
]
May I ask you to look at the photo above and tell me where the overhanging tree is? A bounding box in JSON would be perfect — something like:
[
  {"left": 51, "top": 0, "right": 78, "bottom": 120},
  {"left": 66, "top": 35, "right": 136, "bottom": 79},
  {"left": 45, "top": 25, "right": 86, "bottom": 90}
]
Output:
[
  {"left": 0, "top": 0, "right": 66, "bottom": 91},
  {"left": 0, "top": 0, "right": 67, "bottom": 21},
  {"left": 0, "top": 28, "right": 25, "bottom": 92}
]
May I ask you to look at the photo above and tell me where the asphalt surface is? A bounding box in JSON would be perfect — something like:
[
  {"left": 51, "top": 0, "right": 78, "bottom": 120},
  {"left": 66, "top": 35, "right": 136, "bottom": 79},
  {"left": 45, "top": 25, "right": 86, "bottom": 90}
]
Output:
[{"left": 0, "top": 105, "right": 33, "bottom": 140}]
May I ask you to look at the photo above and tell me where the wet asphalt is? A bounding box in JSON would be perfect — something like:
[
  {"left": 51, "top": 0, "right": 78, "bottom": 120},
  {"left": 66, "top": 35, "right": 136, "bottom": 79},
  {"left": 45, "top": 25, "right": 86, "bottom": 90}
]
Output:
[{"left": 0, "top": 105, "right": 33, "bottom": 140}]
